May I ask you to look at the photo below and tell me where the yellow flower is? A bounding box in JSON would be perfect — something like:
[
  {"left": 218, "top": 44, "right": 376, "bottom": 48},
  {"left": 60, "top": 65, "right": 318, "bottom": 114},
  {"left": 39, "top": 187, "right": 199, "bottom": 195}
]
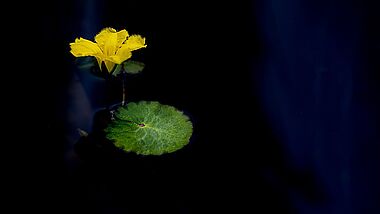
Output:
[{"left": 70, "top": 27, "right": 147, "bottom": 73}]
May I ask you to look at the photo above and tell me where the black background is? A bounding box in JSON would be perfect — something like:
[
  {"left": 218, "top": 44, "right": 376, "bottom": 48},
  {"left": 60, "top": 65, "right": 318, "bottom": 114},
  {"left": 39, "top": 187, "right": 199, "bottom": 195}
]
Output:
[{"left": 6, "top": 0, "right": 380, "bottom": 213}]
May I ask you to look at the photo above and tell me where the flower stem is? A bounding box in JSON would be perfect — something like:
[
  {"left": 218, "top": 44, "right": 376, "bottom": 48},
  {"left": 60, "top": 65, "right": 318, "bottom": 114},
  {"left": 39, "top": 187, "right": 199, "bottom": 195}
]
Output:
[{"left": 121, "top": 70, "right": 127, "bottom": 106}]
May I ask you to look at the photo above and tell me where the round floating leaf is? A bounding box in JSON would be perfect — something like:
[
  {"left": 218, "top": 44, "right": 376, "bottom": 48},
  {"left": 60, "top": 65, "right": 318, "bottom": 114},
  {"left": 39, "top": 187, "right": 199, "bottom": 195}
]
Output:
[{"left": 105, "top": 101, "right": 193, "bottom": 155}]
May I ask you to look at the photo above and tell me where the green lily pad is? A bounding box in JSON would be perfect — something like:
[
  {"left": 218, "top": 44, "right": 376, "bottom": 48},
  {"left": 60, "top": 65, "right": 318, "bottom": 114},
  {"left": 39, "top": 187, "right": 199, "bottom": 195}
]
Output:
[{"left": 105, "top": 101, "right": 193, "bottom": 155}]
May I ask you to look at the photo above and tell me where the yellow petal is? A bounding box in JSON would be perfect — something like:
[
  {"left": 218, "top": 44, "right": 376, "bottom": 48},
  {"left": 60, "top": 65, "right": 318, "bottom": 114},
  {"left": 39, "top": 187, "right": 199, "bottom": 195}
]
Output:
[
  {"left": 116, "top": 29, "right": 129, "bottom": 48},
  {"left": 103, "top": 32, "right": 118, "bottom": 57},
  {"left": 95, "top": 28, "right": 117, "bottom": 52},
  {"left": 69, "top": 38, "right": 102, "bottom": 57},
  {"left": 104, "top": 60, "right": 116, "bottom": 73},
  {"left": 124, "top": 35, "right": 147, "bottom": 51},
  {"left": 109, "top": 45, "right": 133, "bottom": 64}
]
